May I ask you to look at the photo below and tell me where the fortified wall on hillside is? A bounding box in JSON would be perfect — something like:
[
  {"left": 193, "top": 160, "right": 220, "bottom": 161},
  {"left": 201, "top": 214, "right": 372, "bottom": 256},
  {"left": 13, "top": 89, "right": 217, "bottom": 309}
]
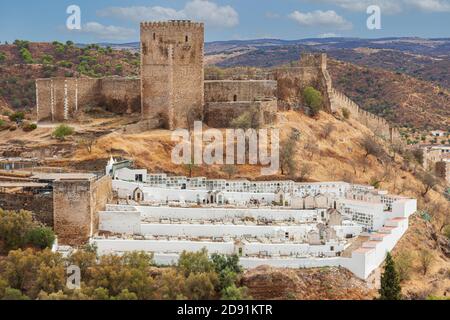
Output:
[{"left": 35, "top": 20, "right": 399, "bottom": 141}]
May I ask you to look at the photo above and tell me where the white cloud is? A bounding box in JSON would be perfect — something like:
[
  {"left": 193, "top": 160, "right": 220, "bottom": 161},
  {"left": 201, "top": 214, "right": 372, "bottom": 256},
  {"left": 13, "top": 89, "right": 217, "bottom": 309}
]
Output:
[
  {"left": 407, "top": 0, "right": 450, "bottom": 12},
  {"left": 98, "top": 0, "right": 239, "bottom": 28},
  {"left": 311, "top": 0, "right": 450, "bottom": 14},
  {"left": 78, "top": 22, "right": 136, "bottom": 41},
  {"left": 289, "top": 10, "right": 352, "bottom": 30},
  {"left": 318, "top": 33, "right": 339, "bottom": 38}
]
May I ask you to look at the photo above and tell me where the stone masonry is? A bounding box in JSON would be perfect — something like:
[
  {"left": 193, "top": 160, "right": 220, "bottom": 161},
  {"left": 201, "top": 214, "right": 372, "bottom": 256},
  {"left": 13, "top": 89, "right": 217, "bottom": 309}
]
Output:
[
  {"left": 35, "top": 21, "right": 399, "bottom": 141},
  {"left": 141, "top": 20, "right": 204, "bottom": 130}
]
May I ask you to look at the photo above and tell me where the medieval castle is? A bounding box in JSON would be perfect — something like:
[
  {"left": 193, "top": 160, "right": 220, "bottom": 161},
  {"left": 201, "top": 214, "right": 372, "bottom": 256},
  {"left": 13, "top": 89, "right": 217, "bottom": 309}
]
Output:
[{"left": 35, "top": 20, "right": 399, "bottom": 141}]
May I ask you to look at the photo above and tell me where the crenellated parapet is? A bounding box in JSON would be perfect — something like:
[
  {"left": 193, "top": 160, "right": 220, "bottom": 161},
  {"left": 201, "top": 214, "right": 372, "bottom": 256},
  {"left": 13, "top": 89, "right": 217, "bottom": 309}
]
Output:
[{"left": 140, "top": 20, "right": 204, "bottom": 30}]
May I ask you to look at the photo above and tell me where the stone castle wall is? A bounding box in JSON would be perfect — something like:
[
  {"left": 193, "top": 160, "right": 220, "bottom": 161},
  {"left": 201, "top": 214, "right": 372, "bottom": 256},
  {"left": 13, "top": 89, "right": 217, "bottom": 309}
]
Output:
[
  {"left": 275, "top": 53, "right": 331, "bottom": 111},
  {"left": 35, "top": 23, "right": 399, "bottom": 143},
  {"left": 329, "top": 89, "right": 399, "bottom": 141},
  {"left": 36, "top": 77, "right": 140, "bottom": 121},
  {"left": 0, "top": 192, "right": 53, "bottom": 226},
  {"left": 141, "top": 21, "right": 204, "bottom": 129},
  {"left": 205, "top": 80, "right": 277, "bottom": 102},
  {"left": 205, "top": 100, "right": 277, "bottom": 128},
  {"left": 53, "top": 175, "right": 112, "bottom": 245}
]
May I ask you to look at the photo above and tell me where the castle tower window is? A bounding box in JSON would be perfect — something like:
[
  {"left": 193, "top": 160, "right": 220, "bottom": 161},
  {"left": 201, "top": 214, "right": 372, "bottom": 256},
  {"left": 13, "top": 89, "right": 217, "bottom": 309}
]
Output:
[
  {"left": 233, "top": 95, "right": 237, "bottom": 102},
  {"left": 153, "top": 33, "right": 156, "bottom": 40},
  {"left": 185, "top": 35, "right": 189, "bottom": 42}
]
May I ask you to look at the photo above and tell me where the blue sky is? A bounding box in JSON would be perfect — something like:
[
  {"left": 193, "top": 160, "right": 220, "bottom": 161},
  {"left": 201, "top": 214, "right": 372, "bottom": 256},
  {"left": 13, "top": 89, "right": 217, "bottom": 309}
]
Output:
[{"left": 1, "top": 0, "right": 450, "bottom": 43}]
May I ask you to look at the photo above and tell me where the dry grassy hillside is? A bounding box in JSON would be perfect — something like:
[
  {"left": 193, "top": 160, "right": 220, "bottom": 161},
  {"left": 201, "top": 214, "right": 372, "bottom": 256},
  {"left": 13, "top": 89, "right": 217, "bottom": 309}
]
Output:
[
  {"left": 328, "top": 60, "right": 450, "bottom": 130},
  {"left": 0, "top": 108, "right": 448, "bottom": 298},
  {"left": 65, "top": 111, "right": 450, "bottom": 298}
]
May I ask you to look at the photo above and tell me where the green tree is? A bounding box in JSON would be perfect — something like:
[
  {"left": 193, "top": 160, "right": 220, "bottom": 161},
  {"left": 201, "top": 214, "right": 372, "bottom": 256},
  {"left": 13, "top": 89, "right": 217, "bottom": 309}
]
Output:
[
  {"left": 211, "top": 254, "right": 243, "bottom": 291},
  {"left": 221, "top": 284, "right": 249, "bottom": 300},
  {"left": 303, "top": 86, "right": 323, "bottom": 116},
  {"left": 379, "top": 252, "right": 402, "bottom": 300},
  {"left": 178, "top": 248, "right": 214, "bottom": 277},
  {"left": 0, "top": 52, "right": 6, "bottom": 63}
]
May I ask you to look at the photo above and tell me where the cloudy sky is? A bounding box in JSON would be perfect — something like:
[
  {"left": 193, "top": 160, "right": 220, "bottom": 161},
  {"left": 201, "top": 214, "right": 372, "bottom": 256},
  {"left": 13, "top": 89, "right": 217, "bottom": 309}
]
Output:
[{"left": 1, "top": 0, "right": 450, "bottom": 43}]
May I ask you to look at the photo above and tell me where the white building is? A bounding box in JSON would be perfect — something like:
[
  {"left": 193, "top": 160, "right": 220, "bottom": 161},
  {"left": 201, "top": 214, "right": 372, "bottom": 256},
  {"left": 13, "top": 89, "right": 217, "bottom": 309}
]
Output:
[{"left": 89, "top": 160, "right": 417, "bottom": 280}]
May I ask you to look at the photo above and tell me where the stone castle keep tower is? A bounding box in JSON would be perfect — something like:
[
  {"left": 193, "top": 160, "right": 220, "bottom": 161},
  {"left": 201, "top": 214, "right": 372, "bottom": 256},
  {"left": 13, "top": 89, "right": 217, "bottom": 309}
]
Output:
[{"left": 140, "top": 20, "right": 205, "bottom": 130}]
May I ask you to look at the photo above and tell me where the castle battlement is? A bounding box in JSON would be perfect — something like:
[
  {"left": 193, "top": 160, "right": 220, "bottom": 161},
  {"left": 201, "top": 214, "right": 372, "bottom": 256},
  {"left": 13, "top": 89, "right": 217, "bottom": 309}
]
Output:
[{"left": 140, "top": 20, "right": 204, "bottom": 30}]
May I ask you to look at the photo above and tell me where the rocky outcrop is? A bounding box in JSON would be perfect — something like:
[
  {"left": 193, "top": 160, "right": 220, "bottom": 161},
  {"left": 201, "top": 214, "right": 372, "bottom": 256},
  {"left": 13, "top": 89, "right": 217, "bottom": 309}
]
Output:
[{"left": 241, "top": 265, "right": 375, "bottom": 300}]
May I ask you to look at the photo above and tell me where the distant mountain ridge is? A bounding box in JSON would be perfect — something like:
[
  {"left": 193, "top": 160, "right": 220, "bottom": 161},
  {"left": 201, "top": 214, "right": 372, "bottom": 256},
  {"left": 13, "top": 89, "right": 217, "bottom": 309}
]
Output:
[{"left": 89, "top": 36, "right": 450, "bottom": 56}]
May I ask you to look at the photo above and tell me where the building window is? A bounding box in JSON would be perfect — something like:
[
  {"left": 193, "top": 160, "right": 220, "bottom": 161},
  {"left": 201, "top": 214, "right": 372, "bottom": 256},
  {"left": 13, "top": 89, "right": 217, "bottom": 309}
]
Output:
[
  {"left": 185, "top": 35, "right": 189, "bottom": 42},
  {"left": 153, "top": 33, "right": 156, "bottom": 40},
  {"left": 233, "top": 95, "right": 238, "bottom": 102}
]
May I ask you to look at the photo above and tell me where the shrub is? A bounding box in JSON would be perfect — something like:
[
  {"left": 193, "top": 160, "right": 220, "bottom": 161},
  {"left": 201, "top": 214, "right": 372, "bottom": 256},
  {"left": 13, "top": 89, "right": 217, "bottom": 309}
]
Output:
[
  {"left": 361, "top": 136, "right": 384, "bottom": 159},
  {"left": 0, "top": 52, "right": 6, "bottom": 63},
  {"left": 230, "top": 107, "right": 260, "bottom": 129},
  {"left": 13, "top": 40, "right": 30, "bottom": 49},
  {"left": 52, "top": 124, "right": 74, "bottom": 140},
  {"left": 115, "top": 64, "right": 123, "bottom": 75},
  {"left": 0, "top": 209, "right": 34, "bottom": 251},
  {"left": 303, "top": 86, "right": 323, "bottom": 116},
  {"left": 26, "top": 227, "right": 56, "bottom": 249},
  {"left": 41, "top": 54, "right": 54, "bottom": 65},
  {"left": 418, "top": 249, "right": 434, "bottom": 275},
  {"left": 395, "top": 251, "right": 414, "bottom": 282},
  {"left": 8, "top": 111, "right": 25, "bottom": 122},
  {"left": 58, "top": 60, "right": 73, "bottom": 68},
  {"left": 22, "top": 122, "right": 37, "bottom": 132},
  {"left": 19, "top": 48, "right": 33, "bottom": 64}
]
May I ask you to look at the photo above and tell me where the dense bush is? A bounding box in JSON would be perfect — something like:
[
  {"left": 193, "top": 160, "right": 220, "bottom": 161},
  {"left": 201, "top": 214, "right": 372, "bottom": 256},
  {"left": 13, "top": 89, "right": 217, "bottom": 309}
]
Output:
[
  {"left": 19, "top": 48, "right": 34, "bottom": 64},
  {"left": 0, "top": 209, "right": 55, "bottom": 252},
  {"left": 26, "top": 227, "right": 56, "bottom": 249},
  {"left": 8, "top": 111, "right": 25, "bottom": 122},
  {"left": 0, "top": 246, "right": 250, "bottom": 301},
  {"left": 52, "top": 124, "right": 74, "bottom": 140}
]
